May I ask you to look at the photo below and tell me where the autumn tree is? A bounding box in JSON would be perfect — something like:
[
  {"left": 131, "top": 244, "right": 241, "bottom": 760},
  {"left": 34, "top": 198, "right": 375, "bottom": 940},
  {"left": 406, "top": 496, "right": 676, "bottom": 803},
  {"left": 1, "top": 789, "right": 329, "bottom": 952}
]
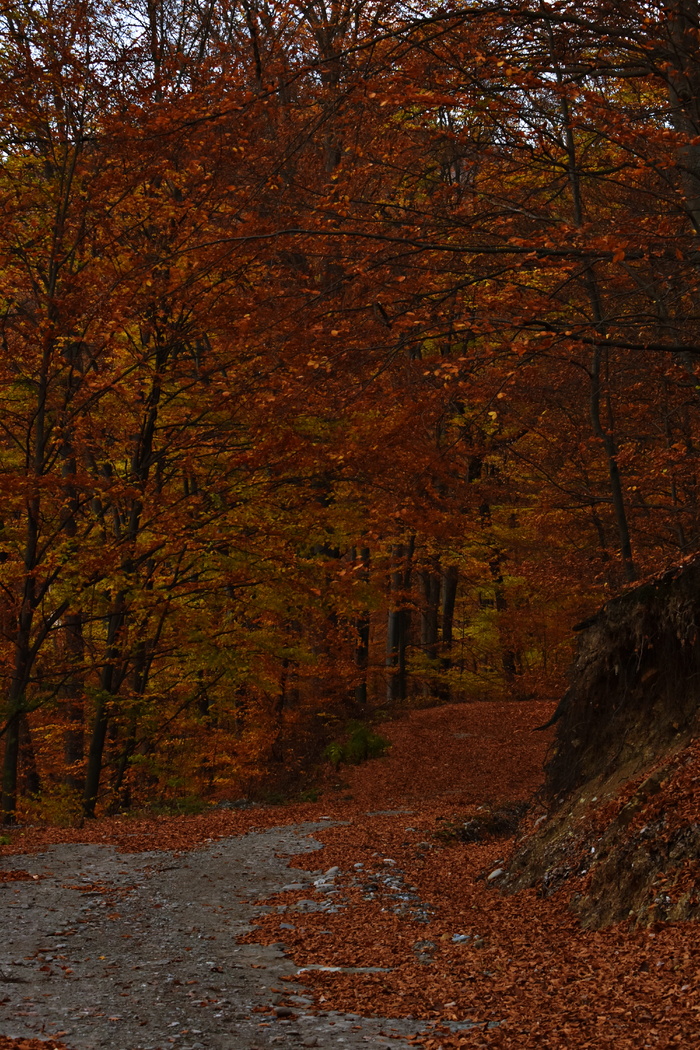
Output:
[{"left": 5, "top": 0, "right": 700, "bottom": 819}]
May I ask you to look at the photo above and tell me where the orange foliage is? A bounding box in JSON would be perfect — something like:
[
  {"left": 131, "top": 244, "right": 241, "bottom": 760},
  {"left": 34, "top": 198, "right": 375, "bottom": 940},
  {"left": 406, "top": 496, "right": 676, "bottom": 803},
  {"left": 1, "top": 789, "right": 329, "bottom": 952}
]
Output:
[{"left": 1, "top": 0, "right": 700, "bottom": 819}]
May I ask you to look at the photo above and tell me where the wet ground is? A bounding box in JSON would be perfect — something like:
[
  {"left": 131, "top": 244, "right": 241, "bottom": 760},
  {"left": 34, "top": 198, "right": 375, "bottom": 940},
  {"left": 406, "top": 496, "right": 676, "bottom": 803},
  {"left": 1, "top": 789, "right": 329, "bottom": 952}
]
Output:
[{"left": 1, "top": 821, "right": 481, "bottom": 1050}]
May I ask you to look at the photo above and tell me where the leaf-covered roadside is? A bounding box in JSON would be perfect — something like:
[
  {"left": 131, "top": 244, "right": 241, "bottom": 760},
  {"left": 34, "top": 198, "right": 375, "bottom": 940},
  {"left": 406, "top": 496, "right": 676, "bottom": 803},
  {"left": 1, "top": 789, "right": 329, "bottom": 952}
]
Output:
[
  {"left": 253, "top": 818, "right": 699, "bottom": 1048},
  {"left": 245, "top": 702, "right": 700, "bottom": 1049},
  {"left": 2, "top": 699, "right": 699, "bottom": 1048},
  {"left": 0, "top": 1039, "right": 68, "bottom": 1050}
]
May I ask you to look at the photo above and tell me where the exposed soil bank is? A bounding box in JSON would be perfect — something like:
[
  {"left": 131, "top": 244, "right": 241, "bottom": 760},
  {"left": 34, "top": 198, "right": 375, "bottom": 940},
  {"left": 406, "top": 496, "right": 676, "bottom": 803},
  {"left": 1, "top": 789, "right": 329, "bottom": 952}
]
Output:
[{"left": 505, "top": 557, "right": 700, "bottom": 927}]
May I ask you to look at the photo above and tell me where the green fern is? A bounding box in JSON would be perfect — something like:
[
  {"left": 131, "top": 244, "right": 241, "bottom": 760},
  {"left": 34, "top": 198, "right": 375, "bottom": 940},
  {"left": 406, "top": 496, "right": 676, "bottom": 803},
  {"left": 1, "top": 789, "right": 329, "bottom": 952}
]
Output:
[{"left": 323, "top": 740, "right": 345, "bottom": 769}]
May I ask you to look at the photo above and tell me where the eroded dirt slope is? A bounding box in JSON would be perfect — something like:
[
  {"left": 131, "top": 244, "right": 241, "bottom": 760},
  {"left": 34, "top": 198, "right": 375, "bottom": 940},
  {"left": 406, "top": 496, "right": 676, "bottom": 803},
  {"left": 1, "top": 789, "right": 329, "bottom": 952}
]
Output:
[{"left": 506, "top": 558, "right": 700, "bottom": 932}]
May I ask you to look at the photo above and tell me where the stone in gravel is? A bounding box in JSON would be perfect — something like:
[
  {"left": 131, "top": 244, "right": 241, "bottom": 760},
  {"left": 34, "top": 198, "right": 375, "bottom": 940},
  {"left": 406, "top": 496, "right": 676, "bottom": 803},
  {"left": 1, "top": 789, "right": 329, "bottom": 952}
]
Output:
[
  {"left": 290, "top": 898, "right": 326, "bottom": 912},
  {"left": 487, "top": 868, "right": 505, "bottom": 881}
]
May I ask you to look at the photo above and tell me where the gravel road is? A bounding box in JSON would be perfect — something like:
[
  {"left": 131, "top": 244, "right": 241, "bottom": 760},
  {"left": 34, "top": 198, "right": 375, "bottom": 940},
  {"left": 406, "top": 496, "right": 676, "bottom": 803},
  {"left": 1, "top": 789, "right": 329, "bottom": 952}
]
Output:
[{"left": 1, "top": 822, "right": 473, "bottom": 1050}]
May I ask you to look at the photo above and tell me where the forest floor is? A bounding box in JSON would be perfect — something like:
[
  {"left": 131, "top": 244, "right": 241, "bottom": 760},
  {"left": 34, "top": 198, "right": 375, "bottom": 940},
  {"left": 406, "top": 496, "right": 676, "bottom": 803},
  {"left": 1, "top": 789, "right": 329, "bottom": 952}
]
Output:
[{"left": 2, "top": 700, "right": 700, "bottom": 1049}]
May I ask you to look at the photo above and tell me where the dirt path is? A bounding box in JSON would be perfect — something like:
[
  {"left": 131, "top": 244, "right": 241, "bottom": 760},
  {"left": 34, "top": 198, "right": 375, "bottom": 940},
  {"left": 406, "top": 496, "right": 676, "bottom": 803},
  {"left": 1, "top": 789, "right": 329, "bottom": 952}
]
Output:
[
  {"left": 2, "top": 819, "right": 489, "bottom": 1050},
  {"left": 1, "top": 701, "right": 552, "bottom": 1050},
  {"left": 9, "top": 700, "right": 698, "bottom": 1049}
]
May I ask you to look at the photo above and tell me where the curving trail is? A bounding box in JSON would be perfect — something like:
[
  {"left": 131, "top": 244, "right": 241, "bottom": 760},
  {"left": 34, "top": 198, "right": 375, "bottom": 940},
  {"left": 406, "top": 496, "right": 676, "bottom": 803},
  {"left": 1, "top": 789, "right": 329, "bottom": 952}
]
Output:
[
  {"left": 4, "top": 701, "right": 699, "bottom": 1048},
  {"left": 2, "top": 823, "right": 461, "bottom": 1049}
]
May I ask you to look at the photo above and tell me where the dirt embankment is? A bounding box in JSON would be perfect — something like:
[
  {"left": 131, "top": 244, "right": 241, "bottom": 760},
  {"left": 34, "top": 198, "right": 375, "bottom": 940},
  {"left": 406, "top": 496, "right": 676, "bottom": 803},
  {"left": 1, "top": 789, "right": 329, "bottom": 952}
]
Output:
[{"left": 504, "top": 555, "right": 700, "bottom": 928}]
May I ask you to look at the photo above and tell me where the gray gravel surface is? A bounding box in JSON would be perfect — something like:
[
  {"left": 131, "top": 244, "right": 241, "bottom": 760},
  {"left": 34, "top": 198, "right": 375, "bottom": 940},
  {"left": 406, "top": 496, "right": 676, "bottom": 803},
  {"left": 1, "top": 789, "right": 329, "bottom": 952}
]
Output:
[{"left": 1, "top": 822, "right": 482, "bottom": 1050}]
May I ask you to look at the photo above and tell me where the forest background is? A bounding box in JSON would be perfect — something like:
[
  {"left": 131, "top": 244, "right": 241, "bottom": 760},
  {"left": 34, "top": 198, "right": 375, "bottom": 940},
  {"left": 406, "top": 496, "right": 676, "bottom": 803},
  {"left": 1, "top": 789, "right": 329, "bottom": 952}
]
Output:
[{"left": 1, "top": 0, "right": 698, "bottom": 825}]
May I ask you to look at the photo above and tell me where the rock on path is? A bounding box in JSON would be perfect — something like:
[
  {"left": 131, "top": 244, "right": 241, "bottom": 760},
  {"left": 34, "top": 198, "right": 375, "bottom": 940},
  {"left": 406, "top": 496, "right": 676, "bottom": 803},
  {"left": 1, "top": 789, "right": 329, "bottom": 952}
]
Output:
[{"left": 1, "top": 823, "right": 472, "bottom": 1050}]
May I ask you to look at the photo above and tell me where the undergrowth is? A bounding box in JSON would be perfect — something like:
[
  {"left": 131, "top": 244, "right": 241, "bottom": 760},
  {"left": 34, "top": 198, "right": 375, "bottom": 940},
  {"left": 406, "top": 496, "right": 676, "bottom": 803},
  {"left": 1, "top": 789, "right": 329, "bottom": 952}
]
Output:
[{"left": 323, "top": 720, "right": 390, "bottom": 769}]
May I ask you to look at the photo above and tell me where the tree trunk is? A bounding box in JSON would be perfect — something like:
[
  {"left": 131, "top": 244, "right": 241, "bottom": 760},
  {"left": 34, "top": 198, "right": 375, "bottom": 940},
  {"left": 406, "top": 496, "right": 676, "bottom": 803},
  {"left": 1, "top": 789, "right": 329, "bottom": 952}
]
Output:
[
  {"left": 420, "top": 555, "right": 441, "bottom": 699},
  {"left": 18, "top": 714, "right": 40, "bottom": 796},
  {"left": 83, "top": 597, "right": 125, "bottom": 818},
  {"left": 2, "top": 560, "right": 38, "bottom": 824},
  {"left": 667, "top": 0, "right": 700, "bottom": 230},
  {"left": 589, "top": 345, "right": 636, "bottom": 582},
  {"left": 386, "top": 537, "right": 415, "bottom": 703},
  {"left": 438, "top": 564, "right": 459, "bottom": 700},
  {"left": 1, "top": 711, "right": 20, "bottom": 825},
  {"left": 353, "top": 547, "right": 370, "bottom": 705},
  {"left": 545, "top": 21, "right": 637, "bottom": 584},
  {"left": 62, "top": 613, "right": 85, "bottom": 792},
  {"left": 489, "top": 551, "right": 519, "bottom": 684}
]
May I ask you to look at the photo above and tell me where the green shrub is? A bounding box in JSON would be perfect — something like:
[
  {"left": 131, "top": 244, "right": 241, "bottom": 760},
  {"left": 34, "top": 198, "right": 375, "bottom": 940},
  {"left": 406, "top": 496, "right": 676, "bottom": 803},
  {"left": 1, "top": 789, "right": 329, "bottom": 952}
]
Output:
[
  {"left": 323, "top": 721, "right": 390, "bottom": 769},
  {"left": 147, "top": 794, "right": 207, "bottom": 816},
  {"left": 323, "top": 741, "right": 345, "bottom": 769}
]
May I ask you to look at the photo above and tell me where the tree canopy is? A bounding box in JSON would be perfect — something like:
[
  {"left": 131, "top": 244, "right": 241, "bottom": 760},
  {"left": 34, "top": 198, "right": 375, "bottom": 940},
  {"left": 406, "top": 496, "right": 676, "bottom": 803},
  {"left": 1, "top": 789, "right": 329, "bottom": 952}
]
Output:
[{"left": 2, "top": 0, "right": 700, "bottom": 822}]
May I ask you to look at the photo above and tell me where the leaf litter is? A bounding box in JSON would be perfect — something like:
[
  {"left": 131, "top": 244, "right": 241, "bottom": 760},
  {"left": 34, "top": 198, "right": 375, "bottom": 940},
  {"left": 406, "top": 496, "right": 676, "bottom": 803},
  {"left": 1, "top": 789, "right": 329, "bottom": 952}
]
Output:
[{"left": 2, "top": 699, "right": 699, "bottom": 1047}]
